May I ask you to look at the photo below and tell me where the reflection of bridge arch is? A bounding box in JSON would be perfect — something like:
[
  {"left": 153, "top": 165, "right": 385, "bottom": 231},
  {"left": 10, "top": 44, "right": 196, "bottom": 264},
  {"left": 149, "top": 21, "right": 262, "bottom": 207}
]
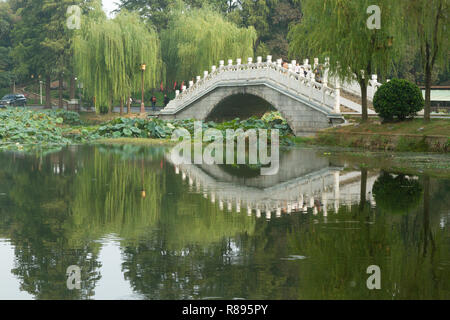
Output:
[{"left": 165, "top": 148, "right": 378, "bottom": 219}]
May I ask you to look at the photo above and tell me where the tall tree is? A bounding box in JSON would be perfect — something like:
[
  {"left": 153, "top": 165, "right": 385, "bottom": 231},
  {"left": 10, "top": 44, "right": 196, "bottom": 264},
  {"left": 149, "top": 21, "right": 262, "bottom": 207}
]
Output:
[
  {"left": 0, "top": 0, "right": 17, "bottom": 90},
  {"left": 73, "top": 9, "right": 162, "bottom": 113},
  {"left": 231, "top": 0, "right": 302, "bottom": 60},
  {"left": 161, "top": 5, "right": 256, "bottom": 84},
  {"left": 289, "top": 0, "right": 400, "bottom": 121},
  {"left": 117, "top": 0, "right": 234, "bottom": 32},
  {"left": 404, "top": 0, "right": 449, "bottom": 122},
  {"left": 10, "top": 0, "right": 79, "bottom": 108}
]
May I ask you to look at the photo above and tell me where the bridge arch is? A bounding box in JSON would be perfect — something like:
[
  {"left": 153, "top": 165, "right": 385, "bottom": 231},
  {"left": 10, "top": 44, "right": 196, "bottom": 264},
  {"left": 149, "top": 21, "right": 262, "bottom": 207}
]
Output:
[{"left": 205, "top": 92, "right": 276, "bottom": 122}]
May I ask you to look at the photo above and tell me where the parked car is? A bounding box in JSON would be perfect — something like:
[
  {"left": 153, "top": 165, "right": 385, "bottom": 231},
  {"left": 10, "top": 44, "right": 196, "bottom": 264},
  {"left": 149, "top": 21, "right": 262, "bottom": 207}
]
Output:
[{"left": 0, "top": 94, "right": 27, "bottom": 107}]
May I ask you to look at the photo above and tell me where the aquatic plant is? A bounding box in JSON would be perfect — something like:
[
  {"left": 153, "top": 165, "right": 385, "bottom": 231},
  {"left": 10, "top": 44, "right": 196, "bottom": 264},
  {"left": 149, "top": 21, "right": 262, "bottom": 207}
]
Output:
[{"left": 0, "top": 108, "right": 98, "bottom": 151}]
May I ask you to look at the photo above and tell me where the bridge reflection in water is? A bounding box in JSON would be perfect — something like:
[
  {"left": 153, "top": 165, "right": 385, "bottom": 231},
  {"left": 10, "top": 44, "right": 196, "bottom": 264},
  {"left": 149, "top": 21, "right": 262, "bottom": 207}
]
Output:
[{"left": 167, "top": 148, "right": 378, "bottom": 219}]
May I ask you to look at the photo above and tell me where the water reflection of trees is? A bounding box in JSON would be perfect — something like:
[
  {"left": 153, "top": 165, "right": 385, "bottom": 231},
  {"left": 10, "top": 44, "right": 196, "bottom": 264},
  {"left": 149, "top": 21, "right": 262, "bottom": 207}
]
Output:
[
  {"left": 0, "top": 146, "right": 256, "bottom": 299},
  {"left": 119, "top": 170, "right": 449, "bottom": 299},
  {"left": 0, "top": 148, "right": 448, "bottom": 300},
  {"left": 0, "top": 150, "right": 101, "bottom": 299}
]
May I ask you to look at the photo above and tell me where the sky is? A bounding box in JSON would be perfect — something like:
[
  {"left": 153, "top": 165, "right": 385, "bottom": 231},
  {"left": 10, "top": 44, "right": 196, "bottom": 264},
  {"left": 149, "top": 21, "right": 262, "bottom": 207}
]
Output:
[{"left": 102, "top": 0, "right": 120, "bottom": 17}]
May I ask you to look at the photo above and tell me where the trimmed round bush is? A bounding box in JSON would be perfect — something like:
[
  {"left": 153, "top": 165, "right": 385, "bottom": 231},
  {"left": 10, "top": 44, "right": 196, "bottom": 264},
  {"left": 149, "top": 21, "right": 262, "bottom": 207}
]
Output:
[{"left": 373, "top": 78, "right": 424, "bottom": 121}]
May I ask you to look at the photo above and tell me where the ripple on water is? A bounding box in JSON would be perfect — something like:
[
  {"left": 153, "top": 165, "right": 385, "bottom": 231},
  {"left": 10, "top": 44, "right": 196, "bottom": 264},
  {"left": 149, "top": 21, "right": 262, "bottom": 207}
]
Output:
[{"left": 280, "top": 255, "right": 307, "bottom": 261}]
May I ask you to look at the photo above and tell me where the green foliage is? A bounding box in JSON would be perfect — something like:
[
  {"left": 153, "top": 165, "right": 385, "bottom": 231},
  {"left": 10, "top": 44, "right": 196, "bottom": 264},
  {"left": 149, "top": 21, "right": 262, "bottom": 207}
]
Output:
[
  {"left": 288, "top": 0, "right": 401, "bottom": 120},
  {"left": 73, "top": 10, "right": 162, "bottom": 113},
  {"left": 402, "top": 0, "right": 449, "bottom": 120},
  {"left": 0, "top": 1, "right": 16, "bottom": 88},
  {"left": 161, "top": 6, "right": 256, "bottom": 84},
  {"left": 46, "top": 109, "right": 83, "bottom": 125},
  {"left": 372, "top": 171, "right": 423, "bottom": 215},
  {"left": 0, "top": 108, "right": 97, "bottom": 151},
  {"left": 239, "top": 0, "right": 302, "bottom": 60},
  {"left": 373, "top": 79, "right": 424, "bottom": 121},
  {"left": 96, "top": 111, "right": 293, "bottom": 142}
]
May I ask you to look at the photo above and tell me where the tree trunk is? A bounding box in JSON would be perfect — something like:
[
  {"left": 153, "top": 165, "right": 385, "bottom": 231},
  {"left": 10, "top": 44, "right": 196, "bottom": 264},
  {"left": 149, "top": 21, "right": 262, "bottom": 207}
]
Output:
[
  {"left": 360, "top": 79, "right": 368, "bottom": 122},
  {"left": 422, "top": 175, "right": 430, "bottom": 256},
  {"left": 127, "top": 96, "right": 131, "bottom": 114},
  {"left": 108, "top": 96, "right": 112, "bottom": 114},
  {"left": 45, "top": 75, "right": 51, "bottom": 109},
  {"left": 69, "top": 76, "right": 76, "bottom": 100},
  {"left": 359, "top": 168, "right": 367, "bottom": 210},
  {"left": 424, "top": 61, "right": 431, "bottom": 122},
  {"left": 119, "top": 97, "right": 124, "bottom": 115},
  {"left": 58, "top": 74, "right": 63, "bottom": 109}
]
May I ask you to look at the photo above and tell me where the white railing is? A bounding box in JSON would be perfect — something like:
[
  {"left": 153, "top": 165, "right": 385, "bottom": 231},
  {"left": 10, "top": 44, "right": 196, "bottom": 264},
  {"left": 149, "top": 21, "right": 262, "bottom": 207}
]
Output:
[{"left": 161, "top": 56, "right": 341, "bottom": 115}]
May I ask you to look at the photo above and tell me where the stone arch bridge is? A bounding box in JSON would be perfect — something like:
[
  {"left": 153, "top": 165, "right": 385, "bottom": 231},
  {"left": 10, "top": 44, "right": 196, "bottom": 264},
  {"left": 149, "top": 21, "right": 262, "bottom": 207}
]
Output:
[{"left": 159, "top": 56, "right": 345, "bottom": 135}]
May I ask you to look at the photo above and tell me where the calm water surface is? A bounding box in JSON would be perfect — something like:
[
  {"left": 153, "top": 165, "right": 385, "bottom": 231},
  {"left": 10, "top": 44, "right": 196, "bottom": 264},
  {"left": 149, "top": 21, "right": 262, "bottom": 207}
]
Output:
[{"left": 0, "top": 145, "right": 448, "bottom": 299}]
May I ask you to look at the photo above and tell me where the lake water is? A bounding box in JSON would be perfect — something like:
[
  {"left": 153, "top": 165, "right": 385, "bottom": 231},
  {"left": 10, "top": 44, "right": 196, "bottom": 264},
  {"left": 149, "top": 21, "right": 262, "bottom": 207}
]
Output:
[{"left": 0, "top": 145, "right": 448, "bottom": 299}]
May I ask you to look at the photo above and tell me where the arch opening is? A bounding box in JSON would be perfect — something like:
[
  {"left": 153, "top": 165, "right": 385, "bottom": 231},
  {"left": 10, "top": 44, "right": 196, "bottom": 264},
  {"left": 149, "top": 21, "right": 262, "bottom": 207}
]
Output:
[{"left": 206, "top": 93, "right": 276, "bottom": 122}]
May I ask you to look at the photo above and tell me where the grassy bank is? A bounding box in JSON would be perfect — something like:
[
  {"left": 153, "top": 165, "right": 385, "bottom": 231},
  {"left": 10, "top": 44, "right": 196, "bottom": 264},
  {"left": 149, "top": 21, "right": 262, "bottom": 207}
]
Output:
[
  {"left": 330, "top": 151, "right": 450, "bottom": 179},
  {"left": 308, "top": 119, "right": 450, "bottom": 153}
]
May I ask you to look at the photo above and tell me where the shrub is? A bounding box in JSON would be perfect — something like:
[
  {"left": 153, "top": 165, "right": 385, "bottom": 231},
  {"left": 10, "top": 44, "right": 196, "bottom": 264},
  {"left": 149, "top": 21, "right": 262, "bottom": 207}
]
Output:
[{"left": 373, "top": 78, "right": 424, "bottom": 122}]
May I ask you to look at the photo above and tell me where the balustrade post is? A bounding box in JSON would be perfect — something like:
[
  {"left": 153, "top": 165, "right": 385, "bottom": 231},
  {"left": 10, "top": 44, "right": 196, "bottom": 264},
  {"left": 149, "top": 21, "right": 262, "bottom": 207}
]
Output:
[
  {"left": 247, "top": 57, "right": 253, "bottom": 64},
  {"left": 276, "top": 207, "right": 281, "bottom": 217},
  {"left": 370, "top": 74, "right": 378, "bottom": 99},
  {"left": 267, "top": 55, "right": 272, "bottom": 64},
  {"left": 228, "top": 59, "right": 233, "bottom": 66},
  {"left": 303, "top": 59, "right": 310, "bottom": 72},
  {"left": 334, "top": 77, "right": 341, "bottom": 113},
  {"left": 236, "top": 58, "right": 241, "bottom": 65},
  {"left": 175, "top": 90, "right": 180, "bottom": 97},
  {"left": 219, "top": 60, "right": 224, "bottom": 68},
  {"left": 334, "top": 171, "right": 340, "bottom": 213},
  {"left": 314, "top": 58, "right": 319, "bottom": 69},
  {"left": 211, "top": 65, "right": 216, "bottom": 73},
  {"left": 203, "top": 71, "right": 208, "bottom": 78},
  {"left": 257, "top": 56, "right": 262, "bottom": 63},
  {"left": 196, "top": 76, "right": 201, "bottom": 83},
  {"left": 189, "top": 80, "right": 194, "bottom": 88}
]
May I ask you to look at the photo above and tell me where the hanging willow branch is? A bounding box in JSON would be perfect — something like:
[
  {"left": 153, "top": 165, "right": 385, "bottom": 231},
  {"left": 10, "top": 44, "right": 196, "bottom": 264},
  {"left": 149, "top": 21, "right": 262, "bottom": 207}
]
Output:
[
  {"left": 73, "top": 10, "right": 162, "bottom": 113},
  {"left": 161, "top": 7, "right": 257, "bottom": 84}
]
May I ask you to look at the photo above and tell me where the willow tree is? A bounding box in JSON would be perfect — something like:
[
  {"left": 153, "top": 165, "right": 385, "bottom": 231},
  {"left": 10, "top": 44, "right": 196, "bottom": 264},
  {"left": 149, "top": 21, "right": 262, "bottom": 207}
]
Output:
[
  {"left": 73, "top": 10, "right": 162, "bottom": 113},
  {"left": 289, "top": 0, "right": 401, "bottom": 122},
  {"left": 403, "top": 0, "right": 449, "bottom": 122},
  {"left": 161, "top": 6, "right": 257, "bottom": 84}
]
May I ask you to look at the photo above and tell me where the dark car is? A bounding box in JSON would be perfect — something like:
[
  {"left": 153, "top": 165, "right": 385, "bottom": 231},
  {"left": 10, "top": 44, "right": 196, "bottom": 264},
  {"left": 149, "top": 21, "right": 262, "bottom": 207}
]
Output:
[{"left": 0, "top": 94, "right": 27, "bottom": 107}]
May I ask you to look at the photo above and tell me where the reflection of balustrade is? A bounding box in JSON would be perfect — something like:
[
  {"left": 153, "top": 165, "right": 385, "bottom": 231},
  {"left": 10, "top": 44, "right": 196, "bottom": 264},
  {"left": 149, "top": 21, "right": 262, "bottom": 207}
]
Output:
[
  {"left": 171, "top": 163, "right": 341, "bottom": 219},
  {"left": 161, "top": 55, "right": 341, "bottom": 115},
  {"left": 167, "top": 151, "right": 380, "bottom": 219}
]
